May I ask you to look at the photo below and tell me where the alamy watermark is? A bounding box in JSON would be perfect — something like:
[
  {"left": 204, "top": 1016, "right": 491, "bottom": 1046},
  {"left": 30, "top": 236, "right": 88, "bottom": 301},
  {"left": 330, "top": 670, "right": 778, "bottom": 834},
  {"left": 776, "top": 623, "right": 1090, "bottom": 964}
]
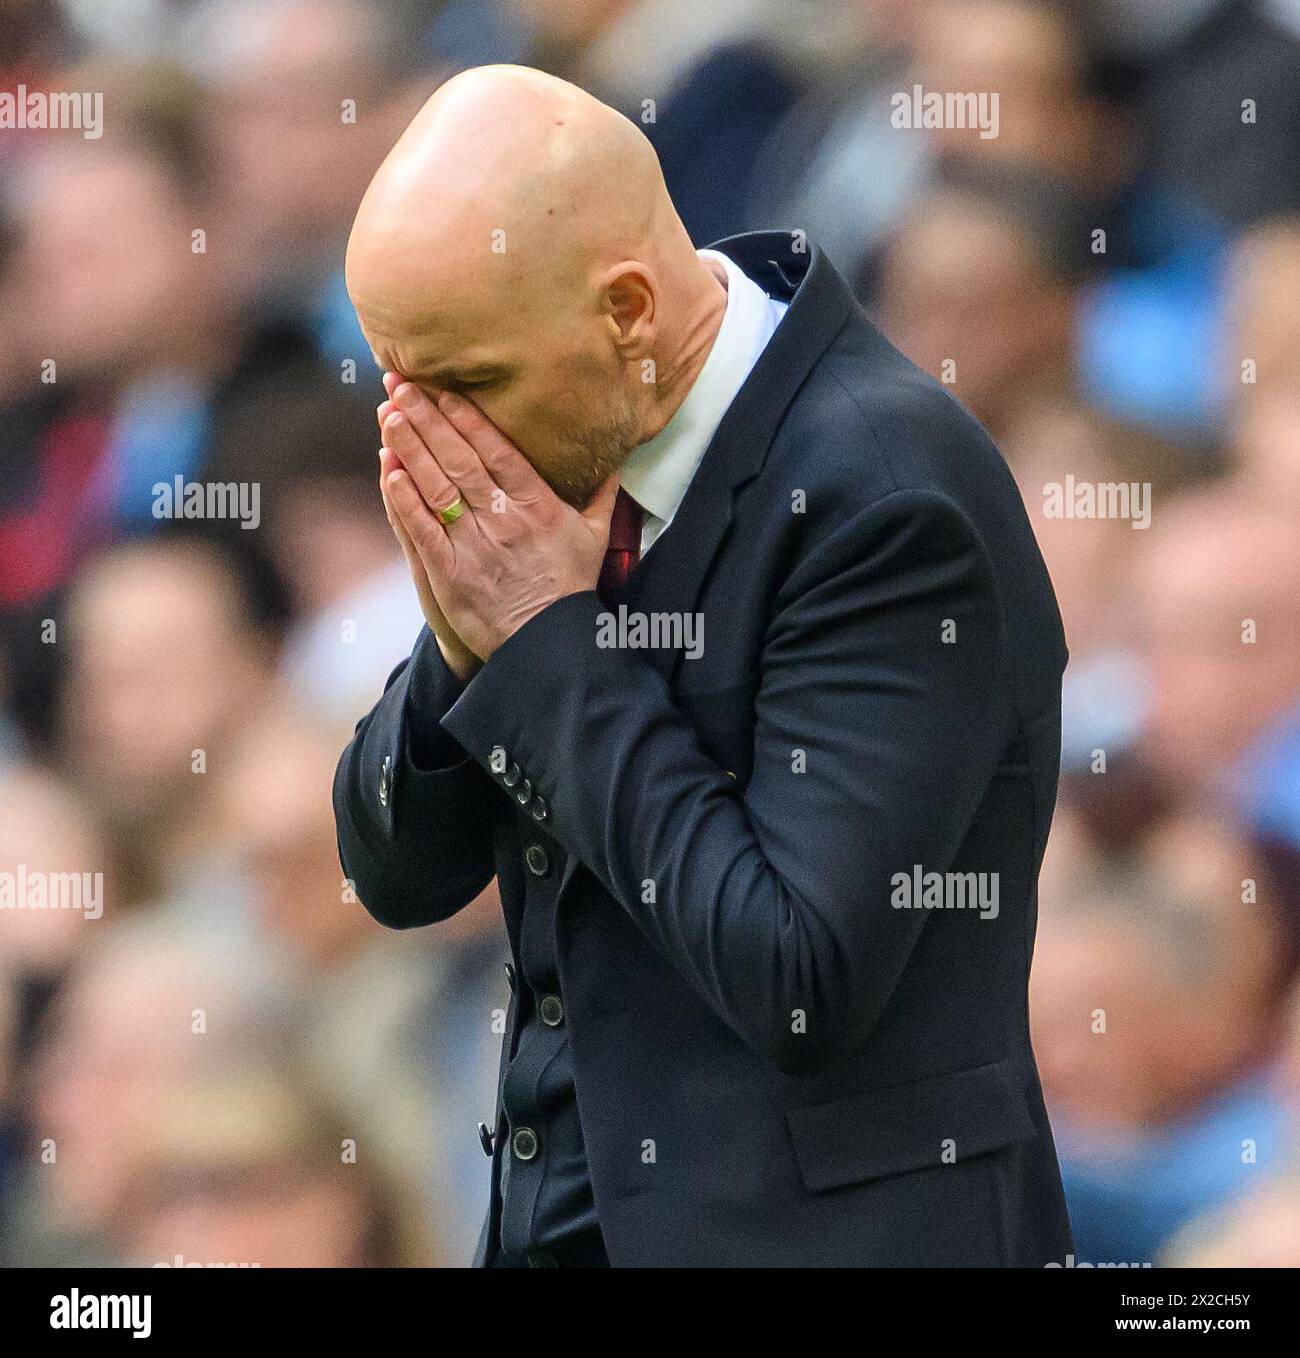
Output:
[
  {"left": 50, "top": 1291, "right": 150, "bottom": 1338},
  {"left": 596, "top": 606, "right": 704, "bottom": 660},
  {"left": 0, "top": 866, "right": 103, "bottom": 920},
  {"left": 152, "top": 476, "right": 261, "bottom": 530},
  {"left": 1042, "top": 476, "right": 1151, "bottom": 529},
  {"left": 890, "top": 85, "right": 999, "bottom": 140},
  {"left": 1, "top": 86, "right": 103, "bottom": 139},
  {"left": 891, "top": 866, "right": 999, "bottom": 920}
]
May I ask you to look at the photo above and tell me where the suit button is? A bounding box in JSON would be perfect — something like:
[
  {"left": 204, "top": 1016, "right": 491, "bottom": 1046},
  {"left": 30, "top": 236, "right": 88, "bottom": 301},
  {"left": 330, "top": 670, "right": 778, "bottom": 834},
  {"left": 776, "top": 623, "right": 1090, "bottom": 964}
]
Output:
[
  {"left": 539, "top": 994, "right": 564, "bottom": 1027},
  {"left": 504, "top": 961, "right": 516, "bottom": 992},
  {"left": 513, "top": 777, "right": 533, "bottom": 806},
  {"left": 512, "top": 1126, "right": 539, "bottom": 1161},
  {"left": 378, "top": 755, "right": 392, "bottom": 807},
  {"left": 525, "top": 844, "right": 550, "bottom": 877},
  {"left": 502, "top": 762, "right": 522, "bottom": 788},
  {"left": 477, "top": 1121, "right": 494, "bottom": 1157},
  {"left": 529, "top": 797, "right": 549, "bottom": 822}
]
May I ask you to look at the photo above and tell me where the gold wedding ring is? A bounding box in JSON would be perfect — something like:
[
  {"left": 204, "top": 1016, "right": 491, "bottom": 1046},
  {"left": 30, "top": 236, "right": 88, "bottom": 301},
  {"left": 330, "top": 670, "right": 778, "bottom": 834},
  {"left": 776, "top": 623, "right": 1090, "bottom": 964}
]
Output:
[{"left": 436, "top": 496, "right": 465, "bottom": 526}]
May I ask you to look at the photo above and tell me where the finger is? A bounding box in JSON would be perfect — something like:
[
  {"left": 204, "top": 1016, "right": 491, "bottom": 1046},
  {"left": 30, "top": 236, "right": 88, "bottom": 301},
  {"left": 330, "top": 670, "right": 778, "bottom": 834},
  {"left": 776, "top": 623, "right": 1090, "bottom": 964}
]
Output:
[
  {"left": 382, "top": 409, "right": 470, "bottom": 525},
  {"left": 383, "top": 480, "right": 428, "bottom": 595},
  {"left": 385, "top": 466, "right": 455, "bottom": 580},
  {"left": 379, "top": 450, "right": 425, "bottom": 576},
  {"left": 582, "top": 472, "right": 622, "bottom": 539},
  {"left": 377, "top": 397, "right": 396, "bottom": 432},
  {"left": 435, "top": 390, "right": 551, "bottom": 503},
  {"left": 378, "top": 443, "right": 401, "bottom": 483},
  {"left": 383, "top": 370, "right": 402, "bottom": 400},
  {"left": 390, "top": 381, "right": 500, "bottom": 511},
  {"left": 378, "top": 447, "right": 410, "bottom": 534},
  {"left": 380, "top": 468, "right": 418, "bottom": 569}
]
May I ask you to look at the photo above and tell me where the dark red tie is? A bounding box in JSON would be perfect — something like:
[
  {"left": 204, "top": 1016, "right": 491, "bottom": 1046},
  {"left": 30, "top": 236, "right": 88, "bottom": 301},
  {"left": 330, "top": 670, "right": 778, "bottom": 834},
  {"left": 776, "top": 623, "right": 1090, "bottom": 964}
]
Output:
[{"left": 598, "top": 487, "right": 643, "bottom": 598}]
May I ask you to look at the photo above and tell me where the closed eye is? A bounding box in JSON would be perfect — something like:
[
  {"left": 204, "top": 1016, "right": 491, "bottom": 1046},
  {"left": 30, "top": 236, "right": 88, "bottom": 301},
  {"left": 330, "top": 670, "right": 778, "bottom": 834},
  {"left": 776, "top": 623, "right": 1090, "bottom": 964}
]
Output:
[{"left": 412, "top": 366, "right": 511, "bottom": 397}]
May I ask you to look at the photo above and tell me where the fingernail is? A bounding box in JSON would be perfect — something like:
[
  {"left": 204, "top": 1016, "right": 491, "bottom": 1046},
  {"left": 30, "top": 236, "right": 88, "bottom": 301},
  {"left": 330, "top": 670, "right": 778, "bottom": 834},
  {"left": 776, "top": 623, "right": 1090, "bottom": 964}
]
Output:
[
  {"left": 392, "top": 383, "right": 415, "bottom": 410},
  {"left": 437, "top": 390, "right": 460, "bottom": 412}
]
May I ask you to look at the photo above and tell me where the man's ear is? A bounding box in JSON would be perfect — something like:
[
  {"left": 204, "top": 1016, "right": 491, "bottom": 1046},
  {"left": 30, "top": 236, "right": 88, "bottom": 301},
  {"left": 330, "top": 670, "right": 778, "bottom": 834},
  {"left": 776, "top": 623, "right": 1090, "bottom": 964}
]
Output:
[{"left": 602, "top": 264, "right": 656, "bottom": 357}]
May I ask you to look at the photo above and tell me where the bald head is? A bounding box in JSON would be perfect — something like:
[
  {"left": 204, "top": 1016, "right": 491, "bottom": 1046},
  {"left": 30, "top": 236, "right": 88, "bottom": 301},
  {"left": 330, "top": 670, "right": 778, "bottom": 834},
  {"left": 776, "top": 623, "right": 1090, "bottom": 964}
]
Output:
[
  {"left": 346, "top": 65, "right": 724, "bottom": 505},
  {"left": 348, "top": 66, "right": 671, "bottom": 321}
]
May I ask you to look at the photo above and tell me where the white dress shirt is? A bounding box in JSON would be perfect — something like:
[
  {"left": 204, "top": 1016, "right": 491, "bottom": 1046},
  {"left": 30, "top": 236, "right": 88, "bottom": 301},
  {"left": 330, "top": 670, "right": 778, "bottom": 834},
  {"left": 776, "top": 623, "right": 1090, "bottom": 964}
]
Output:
[{"left": 620, "top": 249, "right": 788, "bottom": 554}]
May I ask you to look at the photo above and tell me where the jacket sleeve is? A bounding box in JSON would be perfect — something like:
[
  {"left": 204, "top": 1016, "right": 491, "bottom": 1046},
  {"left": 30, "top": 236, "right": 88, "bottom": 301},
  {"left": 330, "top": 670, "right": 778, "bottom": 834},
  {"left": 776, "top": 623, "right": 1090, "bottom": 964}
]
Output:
[
  {"left": 440, "top": 488, "right": 1015, "bottom": 1073},
  {"left": 333, "top": 624, "right": 498, "bottom": 929}
]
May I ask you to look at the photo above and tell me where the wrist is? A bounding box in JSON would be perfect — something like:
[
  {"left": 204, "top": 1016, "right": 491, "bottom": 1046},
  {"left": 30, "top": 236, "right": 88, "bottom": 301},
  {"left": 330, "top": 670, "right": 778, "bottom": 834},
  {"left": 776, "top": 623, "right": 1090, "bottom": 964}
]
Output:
[{"left": 437, "top": 635, "right": 482, "bottom": 684}]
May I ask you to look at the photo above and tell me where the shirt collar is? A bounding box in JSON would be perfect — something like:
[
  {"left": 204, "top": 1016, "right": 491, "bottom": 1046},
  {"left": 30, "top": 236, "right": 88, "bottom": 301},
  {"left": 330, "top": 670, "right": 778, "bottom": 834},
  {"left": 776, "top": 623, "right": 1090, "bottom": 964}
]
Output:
[{"left": 619, "top": 249, "right": 776, "bottom": 526}]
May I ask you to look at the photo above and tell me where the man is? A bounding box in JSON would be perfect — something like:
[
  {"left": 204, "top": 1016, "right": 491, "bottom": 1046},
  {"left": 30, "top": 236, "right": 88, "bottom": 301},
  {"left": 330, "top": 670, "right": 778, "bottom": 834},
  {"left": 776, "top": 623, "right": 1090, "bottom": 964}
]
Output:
[{"left": 335, "top": 64, "right": 1073, "bottom": 1267}]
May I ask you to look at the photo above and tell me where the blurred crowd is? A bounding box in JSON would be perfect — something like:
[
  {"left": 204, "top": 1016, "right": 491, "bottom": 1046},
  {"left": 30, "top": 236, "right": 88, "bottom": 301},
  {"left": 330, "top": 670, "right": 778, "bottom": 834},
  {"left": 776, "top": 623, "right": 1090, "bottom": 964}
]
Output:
[{"left": 1, "top": 0, "right": 1299, "bottom": 1267}]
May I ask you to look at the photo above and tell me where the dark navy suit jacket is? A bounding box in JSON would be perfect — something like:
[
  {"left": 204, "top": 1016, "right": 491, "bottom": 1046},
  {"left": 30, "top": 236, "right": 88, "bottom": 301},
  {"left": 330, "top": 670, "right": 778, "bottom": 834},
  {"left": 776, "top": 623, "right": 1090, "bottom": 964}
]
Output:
[{"left": 334, "top": 232, "right": 1074, "bottom": 1267}]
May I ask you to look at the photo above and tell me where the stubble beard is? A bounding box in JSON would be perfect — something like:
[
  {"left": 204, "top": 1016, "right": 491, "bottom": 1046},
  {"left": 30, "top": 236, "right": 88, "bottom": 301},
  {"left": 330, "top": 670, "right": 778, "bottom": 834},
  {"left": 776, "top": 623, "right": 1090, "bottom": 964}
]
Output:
[{"left": 546, "top": 404, "right": 644, "bottom": 510}]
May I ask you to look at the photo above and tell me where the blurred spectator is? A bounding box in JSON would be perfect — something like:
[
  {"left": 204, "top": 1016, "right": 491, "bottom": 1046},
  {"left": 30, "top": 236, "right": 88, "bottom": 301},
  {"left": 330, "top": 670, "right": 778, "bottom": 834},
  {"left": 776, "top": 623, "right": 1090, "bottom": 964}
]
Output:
[
  {"left": 0, "top": 764, "right": 106, "bottom": 1236},
  {"left": 8, "top": 911, "right": 431, "bottom": 1264},
  {"left": 4, "top": 919, "right": 285, "bottom": 1264},
  {"left": 0, "top": 765, "right": 102, "bottom": 984},
  {"left": 1131, "top": 489, "right": 1300, "bottom": 800},
  {"left": 195, "top": 0, "right": 439, "bottom": 368},
  {"left": 1004, "top": 396, "right": 1207, "bottom": 802},
  {"left": 55, "top": 535, "right": 278, "bottom": 911},
  {"left": 760, "top": 0, "right": 1123, "bottom": 290},
  {"left": 1224, "top": 218, "right": 1300, "bottom": 403},
  {"left": 748, "top": 0, "right": 921, "bottom": 279},
  {"left": 205, "top": 367, "right": 425, "bottom": 722},
  {"left": 1083, "top": 0, "right": 1300, "bottom": 229},
  {"left": 110, "top": 1065, "right": 428, "bottom": 1267},
  {"left": 0, "top": 59, "right": 323, "bottom": 730},
  {"left": 6, "top": 64, "right": 245, "bottom": 532},
  {"left": 914, "top": 0, "right": 1114, "bottom": 184},
  {"left": 1031, "top": 811, "right": 1289, "bottom": 1264},
  {"left": 1224, "top": 219, "right": 1300, "bottom": 504},
  {"left": 215, "top": 702, "right": 507, "bottom": 1255},
  {"left": 872, "top": 166, "right": 1084, "bottom": 440}
]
